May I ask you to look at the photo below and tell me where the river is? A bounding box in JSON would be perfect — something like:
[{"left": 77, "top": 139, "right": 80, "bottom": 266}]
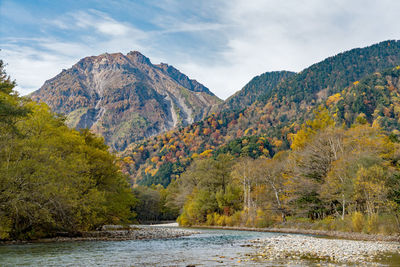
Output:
[{"left": 1, "top": 227, "right": 399, "bottom": 266}]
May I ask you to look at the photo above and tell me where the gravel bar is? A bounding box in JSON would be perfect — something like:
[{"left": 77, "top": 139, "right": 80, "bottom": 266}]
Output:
[
  {"left": 3, "top": 225, "right": 199, "bottom": 244},
  {"left": 249, "top": 234, "right": 400, "bottom": 264}
]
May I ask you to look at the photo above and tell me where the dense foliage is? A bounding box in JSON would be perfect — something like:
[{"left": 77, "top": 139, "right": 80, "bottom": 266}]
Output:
[
  {"left": 0, "top": 61, "right": 136, "bottom": 240},
  {"left": 121, "top": 40, "right": 400, "bottom": 187},
  {"left": 120, "top": 110, "right": 278, "bottom": 187},
  {"left": 260, "top": 40, "right": 400, "bottom": 104},
  {"left": 220, "top": 71, "right": 295, "bottom": 112},
  {"left": 174, "top": 109, "right": 400, "bottom": 234},
  {"left": 328, "top": 67, "right": 400, "bottom": 132},
  {"left": 133, "top": 185, "right": 179, "bottom": 222}
]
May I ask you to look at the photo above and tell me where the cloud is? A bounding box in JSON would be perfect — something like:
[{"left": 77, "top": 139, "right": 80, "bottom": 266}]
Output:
[
  {"left": 2, "top": 1, "right": 400, "bottom": 99},
  {"left": 72, "top": 9, "right": 134, "bottom": 37},
  {"left": 1, "top": 9, "right": 148, "bottom": 94},
  {"left": 50, "top": 9, "right": 146, "bottom": 39},
  {"left": 1, "top": 44, "right": 77, "bottom": 95},
  {"left": 170, "top": 0, "right": 400, "bottom": 99}
]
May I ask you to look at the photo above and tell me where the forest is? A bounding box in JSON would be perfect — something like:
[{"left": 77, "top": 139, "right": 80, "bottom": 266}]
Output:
[
  {"left": 121, "top": 41, "right": 400, "bottom": 189},
  {"left": 3, "top": 42, "right": 400, "bottom": 240},
  {"left": 0, "top": 61, "right": 136, "bottom": 240},
  {"left": 169, "top": 108, "right": 400, "bottom": 234}
]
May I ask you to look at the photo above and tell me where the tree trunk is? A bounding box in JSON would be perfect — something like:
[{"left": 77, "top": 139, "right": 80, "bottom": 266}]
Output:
[{"left": 342, "top": 195, "right": 345, "bottom": 220}]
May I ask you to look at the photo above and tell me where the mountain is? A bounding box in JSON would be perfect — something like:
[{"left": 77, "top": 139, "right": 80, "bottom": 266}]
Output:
[
  {"left": 234, "top": 40, "right": 400, "bottom": 138},
  {"left": 120, "top": 40, "right": 400, "bottom": 186},
  {"left": 31, "top": 51, "right": 221, "bottom": 151},
  {"left": 326, "top": 66, "right": 400, "bottom": 132},
  {"left": 219, "top": 71, "right": 295, "bottom": 112}
]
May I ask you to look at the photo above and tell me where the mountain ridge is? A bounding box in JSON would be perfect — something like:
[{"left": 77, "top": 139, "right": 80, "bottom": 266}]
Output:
[
  {"left": 31, "top": 51, "right": 221, "bottom": 151},
  {"left": 120, "top": 40, "right": 400, "bottom": 186}
]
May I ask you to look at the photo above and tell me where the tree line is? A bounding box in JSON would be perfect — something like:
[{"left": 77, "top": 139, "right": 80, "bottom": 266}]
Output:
[
  {"left": 0, "top": 61, "right": 136, "bottom": 240},
  {"left": 168, "top": 108, "right": 400, "bottom": 234}
]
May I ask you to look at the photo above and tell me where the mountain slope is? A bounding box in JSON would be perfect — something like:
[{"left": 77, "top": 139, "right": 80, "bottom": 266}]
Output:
[
  {"left": 120, "top": 40, "right": 400, "bottom": 186},
  {"left": 261, "top": 40, "right": 400, "bottom": 104},
  {"left": 327, "top": 66, "right": 400, "bottom": 132},
  {"left": 220, "top": 71, "right": 295, "bottom": 112},
  {"left": 31, "top": 51, "right": 221, "bottom": 151}
]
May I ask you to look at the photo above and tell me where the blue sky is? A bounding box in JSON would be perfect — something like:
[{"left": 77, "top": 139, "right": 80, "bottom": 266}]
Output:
[{"left": 1, "top": 0, "right": 400, "bottom": 99}]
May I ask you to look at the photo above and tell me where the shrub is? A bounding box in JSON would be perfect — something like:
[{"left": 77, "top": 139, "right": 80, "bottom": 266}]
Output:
[
  {"left": 206, "top": 213, "right": 215, "bottom": 226},
  {"left": 366, "top": 213, "right": 379, "bottom": 233},
  {"left": 351, "top": 212, "right": 364, "bottom": 232}
]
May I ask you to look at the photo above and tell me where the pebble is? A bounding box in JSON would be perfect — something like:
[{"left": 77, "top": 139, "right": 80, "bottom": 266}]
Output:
[
  {"left": 248, "top": 235, "right": 400, "bottom": 264},
  {"left": 33, "top": 225, "right": 199, "bottom": 243}
]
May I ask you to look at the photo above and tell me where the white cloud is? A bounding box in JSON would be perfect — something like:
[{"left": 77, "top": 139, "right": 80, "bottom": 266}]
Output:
[
  {"left": 1, "top": 45, "right": 76, "bottom": 95},
  {"left": 2, "top": 1, "right": 400, "bottom": 99},
  {"left": 72, "top": 10, "right": 134, "bottom": 37},
  {"left": 170, "top": 0, "right": 400, "bottom": 99},
  {"left": 1, "top": 9, "right": 148, "bottom": 95}
]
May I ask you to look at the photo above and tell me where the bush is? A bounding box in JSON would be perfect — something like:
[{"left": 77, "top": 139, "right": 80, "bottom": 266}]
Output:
[
  {"left": 351, "top": 212, "right": 364, "bottom": 232},
  {"left": 206, "top": 213, "right": 215, "bottom": 226},
  {"left": 230, "top": 211, "right": 243, "bottom": 226},
  {"left": 255, "top": 209, "right": 274, "bottom": 228},
  {"left": 366, "top": 213, "right": 379, "bottom": 233},
  {"left": 215, "top": 214, "right": 226, "bottom": 226},
  {"left": 177, "top": 212, "right": 191, "bottom": 226},
  {"left": 313, "top": 216, "right": 335, "bottom": 230}
]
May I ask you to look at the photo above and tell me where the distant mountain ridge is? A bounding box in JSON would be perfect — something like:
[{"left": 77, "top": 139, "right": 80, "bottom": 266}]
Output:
[
  {"left": 219, "top": 71, "right": 296, "bottom": 112},
  {"left": 120, "top": 40, "right": 400, "bottom": 186},
  {"left": 31, "top": 51, "right": 221, "bottom": 151}
]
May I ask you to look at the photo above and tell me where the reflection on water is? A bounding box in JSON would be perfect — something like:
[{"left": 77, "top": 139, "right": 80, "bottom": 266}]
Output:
[{"left": 0, "top": 228, "right": 398, "bottom": 266}]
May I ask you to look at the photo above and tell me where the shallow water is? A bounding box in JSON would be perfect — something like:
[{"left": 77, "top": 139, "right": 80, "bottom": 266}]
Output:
[{"left": 0, "top": 228, "right": 399, "bottom": 266}]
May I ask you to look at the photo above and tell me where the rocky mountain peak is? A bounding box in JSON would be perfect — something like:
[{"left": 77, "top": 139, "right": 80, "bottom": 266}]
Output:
[
  {"left": 31, "top": 51, "right": 221, "bottom": 151},
  {"left": 126, "top": 51, "right": 152, "bottom": 65}
]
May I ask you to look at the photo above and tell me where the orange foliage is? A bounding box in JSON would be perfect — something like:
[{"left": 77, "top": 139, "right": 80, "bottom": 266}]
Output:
[
  {"left": 151, "top": 156, "right": 159, "bottom": 163},
  {"left": 203, "top": 128, "right": 211, "bottom": 135}
]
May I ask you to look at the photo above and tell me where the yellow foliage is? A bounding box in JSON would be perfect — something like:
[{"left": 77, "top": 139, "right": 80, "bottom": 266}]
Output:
[
  {"left": 367, "top": 213, "right": 379, "bottom": 233},
  {"left": 351, "top": 212, "right": 364, "bottom": 232},
  {"left": 199, "top": 149, "right": 213, "bottom": 158},
  {"left": 123, "top": 156, "right": 134, "bottom": 164},
  {"left": 244, "top": 128, "right": 254, "bottom": 135},
  {"left": 206, "top": 213, "right": 214, "bottom": 225},
  {"left": 144, "top": 166, "right": 152, "bottom": 174},
  {"left": 372, "top": 117, "right": 381, "bottom": 128},
  {"left": 150, "top": 169, "right": 158, "bottom": 176},
  {"left": 273, "top": 139, "right": 283, "bottom": 147},
  {"left": 290, "top": 107, "right": 334, "bottom": 150},
  {"left": 150, "top": 156, "right": 159, "bottom": 163},
  {"left": 353, "top": 81, "right": 359, "bottom": 85},
  {"left": 326, "top": 93, "right": 342, "bottom": 106}
]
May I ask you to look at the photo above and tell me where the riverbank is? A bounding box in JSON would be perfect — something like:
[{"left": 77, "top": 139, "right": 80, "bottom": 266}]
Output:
[
  {"left": 247, "top": 234, "right": 400, "bottom": 264},
  {"left": 1, "top": 225, "right": 197, "bottom": 244},
  {"left": 191, "top": 225, "right": 400, "bottom": 242}
]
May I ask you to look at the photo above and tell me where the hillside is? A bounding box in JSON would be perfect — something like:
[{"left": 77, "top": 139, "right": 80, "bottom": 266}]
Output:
[
  {"left": 219, "top": 71, "right": 295, "bottom": 112},
  {"left": 120, "top": 40, "right": 400, "bottom": 186},
  {"left": 257, "top": 40, "right": 400, "bottom": 122},
  {"left": 31, "top": 51, "right": 221, "bottom": 151},
  {"left": 327, "top": 66, "right": 400, "bottom": 132}
]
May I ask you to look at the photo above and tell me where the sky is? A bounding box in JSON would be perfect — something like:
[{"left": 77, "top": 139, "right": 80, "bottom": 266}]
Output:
[{"left": 1, "top": 0, "right": 400, "bottom": 99}]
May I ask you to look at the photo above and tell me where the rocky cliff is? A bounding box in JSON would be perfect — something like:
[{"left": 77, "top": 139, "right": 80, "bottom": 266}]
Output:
[{"left": 31, "top": 51, "right": 221, "bottom": 150}]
